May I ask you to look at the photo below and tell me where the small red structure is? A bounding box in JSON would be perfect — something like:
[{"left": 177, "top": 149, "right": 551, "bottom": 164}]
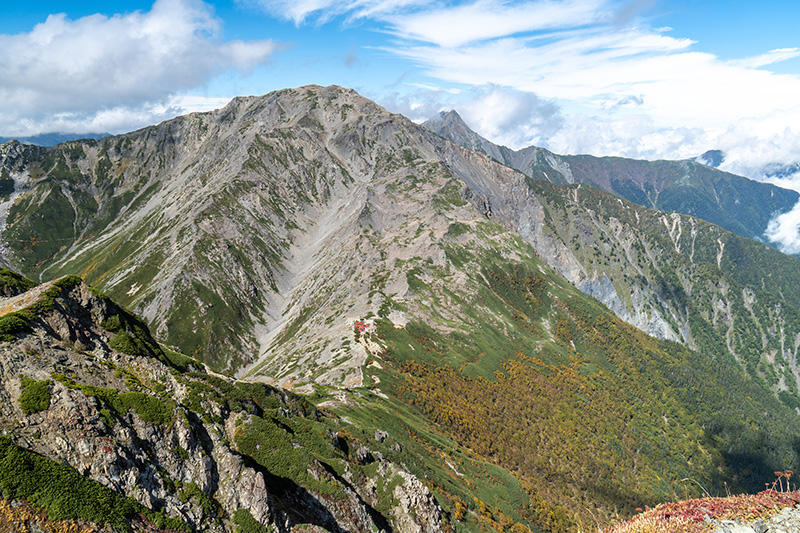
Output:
[{"left": 354, "top": 321, "right": 369, "bottom": 332}]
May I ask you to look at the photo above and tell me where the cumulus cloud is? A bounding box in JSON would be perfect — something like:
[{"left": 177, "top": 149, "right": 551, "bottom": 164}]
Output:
[
  {"left": 378, "top": 86, "right": 455, "bottom": 122},
  {"left": 455, "top": 85, "right": 563, "bottom": 148},
  {"left": 764, "top": 197, "right": 800, "bottom": 255},
  {"left": 0, "top": 0, "right": 277, "bottom": 136},
  {"left": 378, "top": 83, "right": 561, "bottom": 149},
  {"left": 0, "top": 95, "right": 236, "bottom": 140},
  {"left": 543, "top": 113, "right": 709, "bottom": 159},
  {"left": 707, "top": 110, "right": 800, "bottom": 254}
]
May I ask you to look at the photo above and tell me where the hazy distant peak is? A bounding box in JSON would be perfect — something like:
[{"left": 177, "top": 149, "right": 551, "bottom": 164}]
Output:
[
  {"left": 693, "top": 149, "right": 726, "bottom": 168},
  {"left": 423, "top": 109, "right": 468, "bottom": 130},
  {"left": 422, "top": 109, "right": 503, "bottom": 159},
  {"left": 427, "top": 109, "right": 465, "bottom": 124},
  {"left": 0, "top": 132, "right": 110, "bottom": 147}
]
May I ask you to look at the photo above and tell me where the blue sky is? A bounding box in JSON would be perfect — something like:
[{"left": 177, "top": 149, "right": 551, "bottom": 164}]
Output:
[{"left": 2, "top": 0, "right": 800, "bottom": 181}]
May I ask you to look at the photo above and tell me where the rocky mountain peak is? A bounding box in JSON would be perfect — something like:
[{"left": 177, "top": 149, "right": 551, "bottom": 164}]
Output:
[
  {"left": 694, "top": 149, "right": 726, "bottom": 167},
  {"left": 422, "top": 109, "right": 508, "bottom": 161}
]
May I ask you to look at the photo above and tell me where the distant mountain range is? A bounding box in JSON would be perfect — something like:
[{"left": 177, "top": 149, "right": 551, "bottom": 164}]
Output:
[
  {"left": 424, "top": 110, "right": 798, "bottom": 247},
  {"left": 2, "top": 86, "right": 800, "bottom": 531},
  {"left": 693, "top": 148, "right": 800, "bottom": 183},
  {"left": 0, "top": 132, "right": 110, "bottom": 146}
]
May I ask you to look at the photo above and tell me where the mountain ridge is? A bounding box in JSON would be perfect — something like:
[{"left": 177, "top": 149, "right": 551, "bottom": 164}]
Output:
[
  {"left": 4, "top": 85, "right": 800, "bottom": 398},
  {"left": 3, "top": 85, "right": 800, "bottom": 530},
  {"left": 423, "top": 109, "right": 798, "bottom": 246},
  {"left": 0, "top": 132, "right": 110, "bottom": 147}
]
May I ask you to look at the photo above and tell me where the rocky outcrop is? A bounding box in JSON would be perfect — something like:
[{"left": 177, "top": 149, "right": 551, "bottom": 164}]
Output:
[
  {"left": 392, "top": 471, "right": 444, "bottom": 533},
  {"left": 711, "top": 507, "right": 800, "bottom": 533},
  {"left": 0, "top": 280, "right": 271, "bottom": 532},
  {"left": 0, "top": 279, "right": 444, "bottom": 532}
]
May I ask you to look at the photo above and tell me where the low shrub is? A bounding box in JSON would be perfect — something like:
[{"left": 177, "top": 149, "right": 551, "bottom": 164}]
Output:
[
  {"left": 233, "top": 508, "right": 268, "bottom": 533},
  {"left": 109, "top": 331, "right": 145, "bottom": 356},
  {"left": 19, "top": 378, "right": 52, "bottom": 415},
  {"left": 0, "top": 313, "right": 31, "bottom": 341}
]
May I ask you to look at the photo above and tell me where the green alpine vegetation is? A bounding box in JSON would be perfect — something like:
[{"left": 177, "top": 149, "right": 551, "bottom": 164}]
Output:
[{"left": 18, "top": 378, "right": 51, "bottom": 415}]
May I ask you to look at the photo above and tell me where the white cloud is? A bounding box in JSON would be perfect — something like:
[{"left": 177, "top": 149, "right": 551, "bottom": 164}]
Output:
[
  {"left": 0, "top": 0, "right": 277, "bottom": 135},
  {"left": 0, "top": 94, "right": 234, "bottom": 138},
  {"left": 765, "top": 196, "right": 800, "bottom": 255},
  {"left": 381, "top": 0, "right": 608, "bottom": 48},
  {"left": 714, "top": 109, "right": 800, "bottom": 177},
  {"left": 241, "top": 0, "right": 433, "bottom": 25},
  {"left": 729, "top": 48, "right": 800, "bottom": 69},
  {"left": 378, "top": 87, "right": 455, "bottom": 122},
  {"left": 456, "top": 85, "right": 563, "bottom": 147},
  {"left": 543, "top": 112, "right": 707, "bottom": 159}
]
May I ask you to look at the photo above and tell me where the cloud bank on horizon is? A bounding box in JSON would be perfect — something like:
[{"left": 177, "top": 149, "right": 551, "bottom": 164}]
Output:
[{"left": 3, "top": 0, "right": 800, "bottom": 250}]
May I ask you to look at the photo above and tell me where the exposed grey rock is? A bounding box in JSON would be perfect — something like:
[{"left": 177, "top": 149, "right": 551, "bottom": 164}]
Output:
[
  {"left": 355, "top": 443, "right": 374, "bottom": 465},
  {"left": 710, "top": 507, "right": 800, "bottom": 533},
  {"left": 392, "top": 470, "right": 444, "bottom": 533}
]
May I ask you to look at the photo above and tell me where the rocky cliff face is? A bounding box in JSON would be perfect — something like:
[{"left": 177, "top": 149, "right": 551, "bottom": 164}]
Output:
[{"left": 0, "top": 277, "right": 444, "bottom": 532}]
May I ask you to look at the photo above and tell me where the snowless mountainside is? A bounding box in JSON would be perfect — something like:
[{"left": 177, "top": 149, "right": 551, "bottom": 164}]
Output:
[{"left": 3, "top": 86, "right": 800, "bottom": 530}]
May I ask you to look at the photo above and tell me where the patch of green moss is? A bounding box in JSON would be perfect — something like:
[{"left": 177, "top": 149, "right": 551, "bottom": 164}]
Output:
[
  {"left": 19, "top": 378, "right": 52, "bottom": 415},
  {"left": 233, "top": 508, "right": 268, "bottom": 533},
  {"left": 51, "top": 374, "right": 173, "bottom": 426},
  {"left": 177, "top": 481, "right": 219, "bottom": 518}
]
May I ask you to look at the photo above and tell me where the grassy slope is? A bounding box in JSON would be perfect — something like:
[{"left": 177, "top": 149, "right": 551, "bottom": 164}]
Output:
[
  {"left": 331, "top": 214, "right": 800, "bottom": 531},
  {"left": 5, "top": 217, "right": 800, "bottom": 532},
  {"left": 8, "top": 166, "right": 800, "bottom": 531}
]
